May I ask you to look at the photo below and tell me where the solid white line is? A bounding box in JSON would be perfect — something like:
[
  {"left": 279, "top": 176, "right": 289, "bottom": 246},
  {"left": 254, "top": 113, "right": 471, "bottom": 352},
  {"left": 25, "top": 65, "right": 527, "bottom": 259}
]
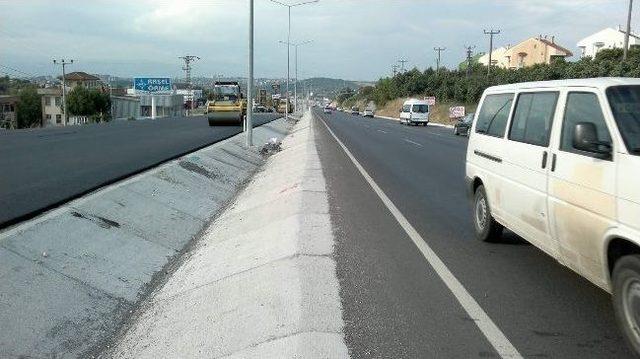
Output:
[
  {"left": 403, "top": 139, "right": 423, "bottom": 147},
  {"left": 377, "top": 129, "right": 388, "bottom": 134},
  {"left": 318, "top": 116, "right": 523, "bottom": 359}
]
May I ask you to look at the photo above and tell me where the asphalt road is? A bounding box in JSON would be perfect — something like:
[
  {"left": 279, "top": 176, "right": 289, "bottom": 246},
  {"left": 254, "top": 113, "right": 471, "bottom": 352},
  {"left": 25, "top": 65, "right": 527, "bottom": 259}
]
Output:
[
  {"left": 0, "top": 114, "right": 280, "bottom": 228},
  {"left": 314, "top": 108, "right": 631, "bottom": 358}
]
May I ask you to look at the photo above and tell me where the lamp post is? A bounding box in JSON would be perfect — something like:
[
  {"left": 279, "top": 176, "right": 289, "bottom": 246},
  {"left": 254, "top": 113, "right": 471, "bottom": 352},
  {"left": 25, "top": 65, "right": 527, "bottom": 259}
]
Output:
[
  {"left": 53, "top": 59, "right": 73, "bottom": 126},
  {"left": 247, "top": 0, "right": 254, "bottom": 146},
  {"left": 624, "top": 0, "right": 634, "bottom": 61},
  {"left": 269, "top": 0, "right": 318, "bottom": 120},
  {"left": 279, "top": 40, "right": 312, "bottom": 115}
]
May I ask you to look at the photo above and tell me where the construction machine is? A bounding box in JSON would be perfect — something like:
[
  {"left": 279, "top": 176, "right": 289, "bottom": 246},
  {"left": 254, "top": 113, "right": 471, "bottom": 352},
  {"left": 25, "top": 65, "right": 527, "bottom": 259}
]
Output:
[{"left": 205, "top": 81, "right": 246, "bottom": 126}]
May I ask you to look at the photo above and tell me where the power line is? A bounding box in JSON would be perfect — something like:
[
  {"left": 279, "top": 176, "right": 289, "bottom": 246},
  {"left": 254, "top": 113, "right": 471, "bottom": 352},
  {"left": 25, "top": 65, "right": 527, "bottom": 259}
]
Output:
[
  {"left": 53, "top": 58, "right": 74, "bottom": 126},
  {"left": 392, "top": 64, "right": 399, "bottom": 76},
  {"left": 434, "top": 47, "right": 446, "bottom": 73},
  {"left": 464, "top": 45, "right": 476, "bottom": 77},
  {"left": 398, "top": 59, "right": 408, "bottom": 73},
  {"left": 484, "top": 29, "right": 501, "bottom": 75},
  {"left": 0, "top": 64, "right": 37, "bottom": 79},
  {"left": 179, "top": 55, "right": 200, "bottom": 113}
]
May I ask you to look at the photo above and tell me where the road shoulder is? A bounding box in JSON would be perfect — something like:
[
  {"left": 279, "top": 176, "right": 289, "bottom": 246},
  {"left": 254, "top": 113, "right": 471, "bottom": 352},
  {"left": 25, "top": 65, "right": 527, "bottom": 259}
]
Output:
[{"left": 107, "top": 112, "right": 348, "bottom": 358}]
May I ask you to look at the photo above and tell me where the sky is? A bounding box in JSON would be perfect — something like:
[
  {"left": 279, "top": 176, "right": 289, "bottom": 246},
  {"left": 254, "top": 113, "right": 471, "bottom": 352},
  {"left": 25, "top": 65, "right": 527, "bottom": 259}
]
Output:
[{"left": 0, "top": 0, "right": 635, "bottom": 81}]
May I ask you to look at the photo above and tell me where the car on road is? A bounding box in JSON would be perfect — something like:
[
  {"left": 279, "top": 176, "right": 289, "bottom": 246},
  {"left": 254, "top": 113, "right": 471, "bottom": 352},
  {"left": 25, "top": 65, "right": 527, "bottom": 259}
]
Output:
[
  {"left": 400, "top": 99, "right": 429, "bottom": 126},
  {"left": 350, "top": 106, "right": 360, "bottom": 115},
  {"left": 465, "top": 78, "right": 640, "bottom": 355},
  {"left": 453, "top": 112, "right": 474, "bottom": 136},
  {"left": 323, "top": 106, "right": 332, "bottom": 114},
  {"left": 363, "top": 108, "right": 375, "bottom": 117}
]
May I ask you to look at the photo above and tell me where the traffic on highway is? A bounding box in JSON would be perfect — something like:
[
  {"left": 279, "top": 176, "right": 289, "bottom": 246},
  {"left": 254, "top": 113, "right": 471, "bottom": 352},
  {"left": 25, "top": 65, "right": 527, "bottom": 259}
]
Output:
[{"left": 2, "top": 1, "right": 640, "bottom": 358}]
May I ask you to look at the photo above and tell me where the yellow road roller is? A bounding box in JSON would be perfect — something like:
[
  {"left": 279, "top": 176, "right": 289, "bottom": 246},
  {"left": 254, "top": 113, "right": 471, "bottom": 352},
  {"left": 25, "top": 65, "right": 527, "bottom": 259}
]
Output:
[{"left": 205, "top": 81, "right": 246, "bottom": 126}]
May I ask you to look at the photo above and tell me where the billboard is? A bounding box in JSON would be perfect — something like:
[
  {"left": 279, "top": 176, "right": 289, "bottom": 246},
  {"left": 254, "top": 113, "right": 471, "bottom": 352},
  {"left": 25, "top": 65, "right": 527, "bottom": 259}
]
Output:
[
  {"left": 134, "top": 77, "right": 172, "bottom": 93},
  {"left": 449, "top": 106, "right": 466, "bottom": 118}
]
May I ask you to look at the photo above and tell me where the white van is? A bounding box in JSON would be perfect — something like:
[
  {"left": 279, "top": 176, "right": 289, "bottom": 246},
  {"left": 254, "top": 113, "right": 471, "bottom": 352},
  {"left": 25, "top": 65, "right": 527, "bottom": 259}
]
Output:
[
  {"left": 400, "top": 99, "right": 430, "bottom": 125},
  {"left": 465, "top": 78, "right": 640, "bottom": 353}
]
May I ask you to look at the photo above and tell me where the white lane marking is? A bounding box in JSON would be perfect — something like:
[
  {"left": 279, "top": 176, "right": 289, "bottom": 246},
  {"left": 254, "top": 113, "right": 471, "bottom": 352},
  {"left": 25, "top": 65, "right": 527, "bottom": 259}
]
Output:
[
  {"left": 403, "top": 139, "right": 423, "bottom": 147},
  {"left": 319, "top": 117, "right": 523, "bottom": 359},
  {"left": 377, "top": 129, "right": 388, "bottom": 134}
]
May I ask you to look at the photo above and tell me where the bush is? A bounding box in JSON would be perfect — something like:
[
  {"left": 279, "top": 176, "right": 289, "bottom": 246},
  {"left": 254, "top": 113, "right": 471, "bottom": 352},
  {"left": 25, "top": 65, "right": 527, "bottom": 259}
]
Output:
[{"left": 338, "top": 48, "right": 640, "bottom": 108}]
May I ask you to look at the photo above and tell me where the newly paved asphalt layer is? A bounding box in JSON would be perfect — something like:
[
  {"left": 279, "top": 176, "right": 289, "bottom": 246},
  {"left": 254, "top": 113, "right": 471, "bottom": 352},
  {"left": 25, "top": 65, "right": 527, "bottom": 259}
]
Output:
[
  {"left": 313, "top": 108, "right": 632, "bottom": 358},
  {"left": 0, "top": 114, "right": 279, "bottom": 228}
]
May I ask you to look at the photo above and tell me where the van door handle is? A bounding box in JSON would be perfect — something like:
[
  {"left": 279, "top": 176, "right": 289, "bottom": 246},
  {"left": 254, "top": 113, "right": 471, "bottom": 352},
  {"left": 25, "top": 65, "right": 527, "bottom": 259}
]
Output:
[
  {"left": 551, "top": 153, "right": 557, "bottom": 172},
  {"left": 541, "top": 151, "right": 548, "bottom": 169}
]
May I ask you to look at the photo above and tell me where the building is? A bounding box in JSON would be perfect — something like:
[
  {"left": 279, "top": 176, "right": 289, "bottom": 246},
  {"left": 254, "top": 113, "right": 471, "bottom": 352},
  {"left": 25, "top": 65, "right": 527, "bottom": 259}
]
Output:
[
  {"left": 175, "top": 89, "right": 203, "bottom": 105},
  {"left": 577, "top": 26, "right": 640, "bottom": 58},
  {"left": 139, "top": 94, "right": 184, "bottom": 118},
  {"left": 478, "top": 46, "right": 511, "bottom": 68},
  {"left": 63, "top": 71, "right": 101, "bottom": 89},
  {"left": 112, "top": 96, "right": 141, "bottom": 120},
  {"left": 0, "top": 95, "right": 18, "bottom": 129},
  {"left": 37, "top": 88, "right": 63, "bottom": 127},
  {"left": 502, "top": 36, "right": 573, "bottom": 69}
]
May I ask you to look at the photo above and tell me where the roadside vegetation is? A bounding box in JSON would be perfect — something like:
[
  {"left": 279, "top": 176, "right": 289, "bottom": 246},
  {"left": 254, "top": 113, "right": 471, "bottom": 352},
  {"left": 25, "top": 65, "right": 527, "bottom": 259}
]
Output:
[{"left": 337, "top": 48, "right": 640, "bottom": 124}]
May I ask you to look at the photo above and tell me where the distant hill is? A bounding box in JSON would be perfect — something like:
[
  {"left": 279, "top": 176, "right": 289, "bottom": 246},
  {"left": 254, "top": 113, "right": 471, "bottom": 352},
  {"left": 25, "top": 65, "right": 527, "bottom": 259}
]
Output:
[{"left": 299, "top": 77, "right": 372, "bottom": 97}]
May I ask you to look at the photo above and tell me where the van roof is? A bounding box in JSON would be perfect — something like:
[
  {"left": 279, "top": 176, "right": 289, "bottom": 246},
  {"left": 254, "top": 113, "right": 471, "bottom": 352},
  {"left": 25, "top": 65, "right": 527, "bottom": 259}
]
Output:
[
  {"left": 403, "top": 98, "right": 430, "bottom": 104},
  {"left": 485, "top": 77, "right": 640, "bottom": 93}
]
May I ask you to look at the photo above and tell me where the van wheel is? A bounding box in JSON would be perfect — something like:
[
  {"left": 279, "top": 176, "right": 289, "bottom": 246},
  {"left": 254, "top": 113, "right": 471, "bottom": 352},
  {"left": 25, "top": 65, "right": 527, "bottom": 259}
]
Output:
[
  {"left": 473, "top": 185, "right": 503, "bottom": 242},
  {"left": 613, "top": 255, "right": 640, "bottom": 355}
]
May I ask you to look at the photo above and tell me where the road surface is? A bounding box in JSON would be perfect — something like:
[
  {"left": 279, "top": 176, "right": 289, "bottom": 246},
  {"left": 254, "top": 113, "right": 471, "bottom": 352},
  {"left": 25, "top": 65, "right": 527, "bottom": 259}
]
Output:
[
  {"left": 0, "top": 114, "right": 280, "bottom": 228},
  {"left": 314, "top": 108, "right": 631, "bottom": 358}
]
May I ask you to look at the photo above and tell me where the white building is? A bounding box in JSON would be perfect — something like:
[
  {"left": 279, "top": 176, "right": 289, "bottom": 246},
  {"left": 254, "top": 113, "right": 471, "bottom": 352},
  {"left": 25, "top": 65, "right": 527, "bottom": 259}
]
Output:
[
  {"left": 478, "top": 46, "right": 511, "bottom": 68},
  {"left": 577, "top": 27, "right": 640, "bottom": 58}
]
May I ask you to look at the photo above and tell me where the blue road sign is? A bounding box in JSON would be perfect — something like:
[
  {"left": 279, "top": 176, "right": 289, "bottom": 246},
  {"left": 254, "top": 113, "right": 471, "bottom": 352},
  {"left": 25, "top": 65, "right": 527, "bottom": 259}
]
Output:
[{"left": 134, "top": 77, "right": 172, "bottom": 93}]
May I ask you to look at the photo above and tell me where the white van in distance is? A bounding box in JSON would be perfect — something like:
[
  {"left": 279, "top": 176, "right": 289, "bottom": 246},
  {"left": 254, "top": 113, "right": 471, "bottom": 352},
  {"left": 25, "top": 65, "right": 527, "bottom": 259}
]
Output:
[
  {"left": 400, "top": 99, "right": 430, "bottom": 126},
  {"left": 465, "top": 78, "right": 640, "bottom": 354}
]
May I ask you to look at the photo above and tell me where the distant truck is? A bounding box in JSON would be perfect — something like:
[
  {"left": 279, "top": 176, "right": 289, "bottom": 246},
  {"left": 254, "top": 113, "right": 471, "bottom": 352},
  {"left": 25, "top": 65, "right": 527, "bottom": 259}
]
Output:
[
  {"left": 277, "top": 99, "right": 293, "bottom": 114},
  {"left": 204, "top": 81, "right": 246, "bottom": 126}
]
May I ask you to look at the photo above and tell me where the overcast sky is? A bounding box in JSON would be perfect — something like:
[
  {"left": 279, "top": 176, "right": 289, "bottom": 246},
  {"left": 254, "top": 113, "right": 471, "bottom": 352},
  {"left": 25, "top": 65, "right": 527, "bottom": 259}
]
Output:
[{"left": 0, "top": 0, "right": 635, "bottom": 81}]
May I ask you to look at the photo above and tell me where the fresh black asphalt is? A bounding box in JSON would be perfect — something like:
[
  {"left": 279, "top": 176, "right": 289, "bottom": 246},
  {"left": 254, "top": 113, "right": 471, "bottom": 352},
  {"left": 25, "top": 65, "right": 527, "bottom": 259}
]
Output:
[
  {"left": 0, "top": 114, "right": 279, "bottom": 228},
  {"left": 313, "top": 109, "right": 632, "bottom": 358}
]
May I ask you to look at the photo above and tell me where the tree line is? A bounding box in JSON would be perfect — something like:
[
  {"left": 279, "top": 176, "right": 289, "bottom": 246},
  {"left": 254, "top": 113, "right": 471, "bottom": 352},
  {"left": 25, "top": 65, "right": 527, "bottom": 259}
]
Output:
[{"left": 339, "top": 48, "right": 640, "bottom": 108}]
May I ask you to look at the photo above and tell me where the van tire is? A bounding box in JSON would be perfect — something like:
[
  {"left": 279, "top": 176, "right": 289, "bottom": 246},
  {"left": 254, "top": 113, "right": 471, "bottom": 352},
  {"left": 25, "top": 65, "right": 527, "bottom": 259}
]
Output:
[
  {"left": 612, "top": 255, "right": 640, "bottom": 356},
  {"left": 473, "top": 185, "right": 503, "bottom": 242}
]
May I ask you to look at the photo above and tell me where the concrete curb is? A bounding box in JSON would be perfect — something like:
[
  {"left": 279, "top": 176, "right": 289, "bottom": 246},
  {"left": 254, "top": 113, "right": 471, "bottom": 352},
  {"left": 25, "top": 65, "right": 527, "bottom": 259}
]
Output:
[
  {"left": 108, "top": 111, "right": 349, "bottom": 358},
  {"left": 374, "top": 114, "right": 454, "bottom": 129},
  {"left": 0, "top": 118, "right": 291, "bottom": 358}
]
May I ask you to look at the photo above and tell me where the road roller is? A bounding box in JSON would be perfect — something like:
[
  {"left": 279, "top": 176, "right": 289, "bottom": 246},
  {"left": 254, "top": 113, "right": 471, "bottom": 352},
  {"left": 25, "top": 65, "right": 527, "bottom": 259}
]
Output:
[{"left": 205, "top": 81, "right": 247, "bottom": 126}]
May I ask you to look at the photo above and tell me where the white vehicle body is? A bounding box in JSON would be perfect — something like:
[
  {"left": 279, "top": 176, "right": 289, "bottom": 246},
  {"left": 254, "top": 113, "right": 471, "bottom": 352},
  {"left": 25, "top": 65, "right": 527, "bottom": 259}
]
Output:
[
  {"left": 466, "top": 78, "right": 640, "bottom": 295},
  {"left": 363, "top": 108, "right": 375, "bottom": 117},
  {"left": 399, "top": 99, "right": 430, "bottom": 125}
]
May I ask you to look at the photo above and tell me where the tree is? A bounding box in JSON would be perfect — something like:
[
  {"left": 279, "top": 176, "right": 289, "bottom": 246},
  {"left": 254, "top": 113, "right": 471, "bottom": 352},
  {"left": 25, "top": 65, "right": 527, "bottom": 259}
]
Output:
[
  {"left": 16, "top": 87, "right": 42, "bottom": 128},
  {"left": 67, "top": 86, "right": 111, "bottom": 122}
]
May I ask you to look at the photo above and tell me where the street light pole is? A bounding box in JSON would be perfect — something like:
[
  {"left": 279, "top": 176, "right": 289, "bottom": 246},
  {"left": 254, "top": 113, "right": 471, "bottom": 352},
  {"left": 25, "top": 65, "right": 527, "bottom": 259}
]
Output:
[
  {"left": 270, "top": 0, "right": 319, "bottom": 120},
  {"left": 53, "top": 58, "right": 73, "bottom": 126},
  {"left": 247, "top": 0, "right": 254, "bottom": 146},
  {"left": 624, "top": 0, "right": 634, "bottom": 61},
  {"left": 280, "top": 40, "right": 312, "bottom": 115}
]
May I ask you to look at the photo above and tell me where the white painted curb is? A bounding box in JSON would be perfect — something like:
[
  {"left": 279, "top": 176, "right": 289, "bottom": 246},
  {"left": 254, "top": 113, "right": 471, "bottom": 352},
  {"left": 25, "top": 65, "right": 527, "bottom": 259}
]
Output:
[{"left": 110, "top": 111, "right": 349, "bottom": 359}]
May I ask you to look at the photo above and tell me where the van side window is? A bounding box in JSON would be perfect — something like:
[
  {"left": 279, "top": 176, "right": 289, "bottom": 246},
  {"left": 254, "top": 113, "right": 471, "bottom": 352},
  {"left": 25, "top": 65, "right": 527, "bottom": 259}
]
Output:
[
  {"left": 475, "top": 93, "right": 514, "bottom": 138},
  {"left": 561, "top": 92, "right": 612, "bottom": 155},
  {"left": 509, "top": 92, "right": 559, "bottom": 147},
  {"left": 402, "top": 105, "right": 411, "bottom": 112}
]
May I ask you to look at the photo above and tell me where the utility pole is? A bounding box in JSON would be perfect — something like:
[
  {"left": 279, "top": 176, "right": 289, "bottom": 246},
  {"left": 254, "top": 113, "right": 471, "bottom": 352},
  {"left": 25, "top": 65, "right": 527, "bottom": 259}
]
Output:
[
  {"left": 434, "top": 47, "right": 446, "bottom": 73},
  {"left": 624, "top": 0, "right": 634, "bottom": 61},
  {"left": 270, "top": 0, "right": 319, "bottom": 121},
  {"left": 464, "top": 45, "right": 476, "bottom": 77},
  {"left": 398, "top": 59, "right": 408, "bottom": 73},
  {"left": 53, "top": 58, "right": 73, "bottom": 126},
  {"left": 484, "top": 29, "right": 500, "bottom": 75},
  {"left": 392, "top": 64, "right": 399, "bottom": 76},
  {"left": 247, "top": 0, "right": 254, "bottom": 146},
  {"left": 179, "top": 55, "right": 200, "bottom": 115}
]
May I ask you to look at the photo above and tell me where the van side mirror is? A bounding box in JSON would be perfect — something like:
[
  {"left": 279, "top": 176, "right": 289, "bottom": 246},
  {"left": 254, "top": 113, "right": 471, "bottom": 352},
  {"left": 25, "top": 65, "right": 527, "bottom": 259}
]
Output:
[{"left": 573, "top": 122, "right": 612, "bottom": 158}]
